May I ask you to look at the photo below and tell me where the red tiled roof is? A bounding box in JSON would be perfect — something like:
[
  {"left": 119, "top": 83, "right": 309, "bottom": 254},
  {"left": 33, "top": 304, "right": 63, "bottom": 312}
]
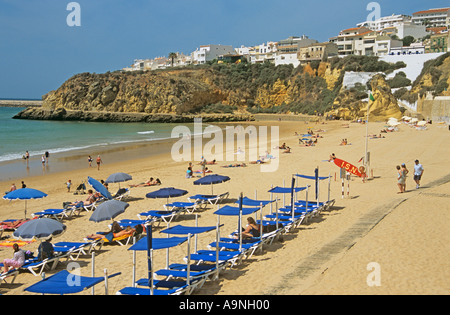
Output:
[
  {"left": 341, "top": 27, "right": 360, "bottom": 32},
  {"left": 427, "top": 26, "right": 448, "bottom": 34},
  {"left": 413, "top": 8, "right": 450, "bottom": 15}
]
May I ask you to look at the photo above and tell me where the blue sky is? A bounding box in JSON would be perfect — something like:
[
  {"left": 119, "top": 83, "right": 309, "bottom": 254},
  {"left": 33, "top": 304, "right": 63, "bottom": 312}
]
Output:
[{"left": 0, "top": 0, "right": 448, "bottom": 99}]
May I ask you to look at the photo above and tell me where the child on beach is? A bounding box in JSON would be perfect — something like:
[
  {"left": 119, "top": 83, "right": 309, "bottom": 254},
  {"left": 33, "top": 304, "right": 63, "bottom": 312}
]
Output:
[
  {"left": 66, "top": 180, "right": 72, "bottom": 193},
  {"left": 88, "top": 155, "right": 93, "bottom": 167},
  {"left": 2, "top": 243, "right": 25, "bottom": 275}
]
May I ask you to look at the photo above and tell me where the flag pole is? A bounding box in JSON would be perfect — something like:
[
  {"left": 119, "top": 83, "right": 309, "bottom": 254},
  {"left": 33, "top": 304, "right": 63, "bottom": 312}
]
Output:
[{"left": 365, "top": 91, "right": 373, "bottom": 180}]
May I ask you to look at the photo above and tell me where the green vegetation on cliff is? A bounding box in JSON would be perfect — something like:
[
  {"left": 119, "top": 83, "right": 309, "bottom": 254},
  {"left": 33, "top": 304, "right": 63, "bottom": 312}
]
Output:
[{"left": 42, "top": 54, "right": 431, "bottom": 120}]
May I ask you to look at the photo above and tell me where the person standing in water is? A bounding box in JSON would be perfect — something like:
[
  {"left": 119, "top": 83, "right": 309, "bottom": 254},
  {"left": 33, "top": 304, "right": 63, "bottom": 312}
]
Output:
[{"left": 96, "top": 155, "right": 103, "bottom": 171}]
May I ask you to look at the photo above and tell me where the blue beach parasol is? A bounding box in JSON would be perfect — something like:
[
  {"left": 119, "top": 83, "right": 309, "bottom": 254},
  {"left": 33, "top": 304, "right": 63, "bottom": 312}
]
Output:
[
  {"left": 193, "top": 174, "right": 230, "bottom": 194},
  {"left": 3, "top": 188, "right": 48, "bottom": 219},
  {"left": 13, "top": 218, "right": 66, "bottom": 241},
  {"left": 89, "top": 200, "right": 129, "bottom": 223},
  {"left": 105, "top": 172, "right": 132, "bottom": 188},
  {"left": 146, "top": 187, "right": 188, "bottom": 205},
  {"left": 88, "top": 176, "right": 113, "bottom": 200}
]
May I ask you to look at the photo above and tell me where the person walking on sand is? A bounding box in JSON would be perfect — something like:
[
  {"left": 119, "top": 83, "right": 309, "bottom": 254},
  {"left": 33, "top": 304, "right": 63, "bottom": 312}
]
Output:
[
  {"left": 200, "top": 156, "right": 207, "bottom": 177},
  {"left": 396, "top": 165, "right": 405, "bottom": 193},
  {"left": 414, "top": 160, "right": 424, "bottom": 189},
  {"left": 96, "top": 155, "right": 103, "bottom": 171},
  {"left": 88, "top": 155, "right": 93, "bottom": 168},
  {"left": 401, "top": 163, "right": 409, "bottom": 192},
  {"left": 24, "top": 151, "right": 30, "bottom": 166}
]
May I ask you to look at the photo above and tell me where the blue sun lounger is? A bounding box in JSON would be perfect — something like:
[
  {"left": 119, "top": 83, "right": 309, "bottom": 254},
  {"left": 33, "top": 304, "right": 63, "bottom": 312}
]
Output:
[
  {"left": 164, "top": 201, "right": 201, "bottom": 214},
  {"left": 207, "top": 240, "right": 262, "bottom": 258},
  {"left": 0, "top": 268, "right": 18, "bottom": 284},
  {"left": 116, "top": 286, "right": 185, "bottom": 295},
  {"left": 134, "top": 275, "right": 205, "bottom": 295},
  {"left": 188, "top": 192, "right": 229, "bottom": 206},
  {"left": 25, "top": 269, "right": 121, "bottom": 295},
  {"left": 53, "top": 241, "right": 95, "bottom": 260},
  {"left": 32, "top": 208, "right": 75, "bottom": 221},
  {"left": 187, "top": 249, "right": 244, "bottom": 268},
  {"left": 137, "top": 210, "right": 183, "bottom": 226}
]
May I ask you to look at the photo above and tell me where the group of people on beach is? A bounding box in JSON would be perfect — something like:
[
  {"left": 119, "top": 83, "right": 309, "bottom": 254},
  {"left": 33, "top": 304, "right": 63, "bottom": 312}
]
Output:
[
  {"left": 87, "top": 155, "right": 103, "bottom": 170},
  {"left": 4, "top": 181, "right": 26, "bottom": 195},
  {"left": 396, "top": 160, "right": 424, "bottom": 193},
  {"left": 22, "top": 151, "right": 49, "bottom": 168}
]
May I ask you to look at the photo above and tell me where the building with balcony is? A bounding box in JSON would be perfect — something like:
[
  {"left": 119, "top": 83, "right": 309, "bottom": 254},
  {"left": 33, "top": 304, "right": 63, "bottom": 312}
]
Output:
[
  {"left": 425, "top": 31, "right": 449, "bottom": 53},
  {"left": 358, "top": 14, "right": 412, "bottom": 31},
  {"left": 298, "top": 42, "right": 338, "bottom": 63},
  {"left": 330, "top": 27, "right": 373, "bottom": 56},
  {"left": 191, "top": 44, "right": 235, "bottom": 64},
  {"left": 412, "top": 8, "right": 450, "bottom": 28}
]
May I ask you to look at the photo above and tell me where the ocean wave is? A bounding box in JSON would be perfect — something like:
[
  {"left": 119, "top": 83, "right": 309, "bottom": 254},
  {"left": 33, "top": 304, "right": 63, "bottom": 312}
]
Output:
[{"left": 137, "top": 130, "right": 155, "bottom": 135}]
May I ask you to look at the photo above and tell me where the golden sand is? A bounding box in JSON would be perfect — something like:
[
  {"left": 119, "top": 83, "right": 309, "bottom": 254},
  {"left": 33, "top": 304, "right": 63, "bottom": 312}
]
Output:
[{"left": 0, "top": 119, "right": 449, "bottom": 295}]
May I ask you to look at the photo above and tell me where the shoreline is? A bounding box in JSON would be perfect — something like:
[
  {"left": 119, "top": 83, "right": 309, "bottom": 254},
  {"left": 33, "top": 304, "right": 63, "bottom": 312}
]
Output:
[
  {"left": 0, "top": 119, "right": 282, "bottom": 183},
  {"left": 1, "top": 119, "right": 449, "bottom": 295}
]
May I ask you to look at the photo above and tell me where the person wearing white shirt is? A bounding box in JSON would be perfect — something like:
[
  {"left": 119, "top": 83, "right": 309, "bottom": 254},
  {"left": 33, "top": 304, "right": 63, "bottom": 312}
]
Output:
[{"left": 413, "top": 160, "right": 424, "bottom": 189}]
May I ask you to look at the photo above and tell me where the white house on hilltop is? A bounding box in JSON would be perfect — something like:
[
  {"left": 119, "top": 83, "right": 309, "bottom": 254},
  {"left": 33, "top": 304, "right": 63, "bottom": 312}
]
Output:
[{"left": 191, "top": 44, "right": 235, "bottom": 64}]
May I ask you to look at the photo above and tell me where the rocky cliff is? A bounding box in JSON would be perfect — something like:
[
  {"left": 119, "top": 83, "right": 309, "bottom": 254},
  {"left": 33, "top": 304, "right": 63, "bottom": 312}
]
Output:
[{"left": 16, "top": 55, "right": 419, "bottom": 122}]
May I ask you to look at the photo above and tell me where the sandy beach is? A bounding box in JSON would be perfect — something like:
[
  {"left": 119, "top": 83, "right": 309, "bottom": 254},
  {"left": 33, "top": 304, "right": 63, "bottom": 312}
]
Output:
[{"left": 0, "top": 118, "right": 449, "bottom": 295}]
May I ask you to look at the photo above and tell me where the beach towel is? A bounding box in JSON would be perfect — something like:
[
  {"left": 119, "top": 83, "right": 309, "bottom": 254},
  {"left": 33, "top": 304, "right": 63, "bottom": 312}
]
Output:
[{"left": 0, "top": 239, "right": 36, "bottom": 248}]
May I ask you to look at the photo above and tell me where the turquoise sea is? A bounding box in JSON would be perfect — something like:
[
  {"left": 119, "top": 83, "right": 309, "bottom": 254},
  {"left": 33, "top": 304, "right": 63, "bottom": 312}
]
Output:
[
  {"left": 0, "top": 107, "right": 202, "bottom": 181},
  {"left": 0, "top": 107, "right": 182, "bottom": 163}
]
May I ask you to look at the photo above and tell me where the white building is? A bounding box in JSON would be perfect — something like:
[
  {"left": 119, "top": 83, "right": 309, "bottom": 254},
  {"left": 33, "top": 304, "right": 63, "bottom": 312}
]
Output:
[
  {"left": 191, "top": 44, "right": 235, "bottom": 64},
  {"left": 249, "top": 41, "right": 277, "bottom": 64},
  {"left": 275, "top": 35, "right": 317, "bottom": 66},
  {"left": 412, "top": 8, "right": 450, "bottom": 28},
  {"left": 358, "top": 14, "right": 411, "bottom": 31},
  {"left": 330, "top": 27, "right": 373, "bottom": 56},
  {"left": 389, "top": 43, "right": 426, "bottom": 55},
  {"left": 274, "top": 53, "right": 301, "bottom": 67},
  {"left": 394, "top": 22, "right": 429, "bottom": 39}
]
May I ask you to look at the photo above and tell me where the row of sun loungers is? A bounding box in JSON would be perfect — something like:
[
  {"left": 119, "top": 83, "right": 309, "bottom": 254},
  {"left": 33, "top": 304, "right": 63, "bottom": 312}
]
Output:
[
  {"left": 115, "top": 190, "right": 336, "bottom": 295},
  {"left": 8, "top": 174, "right": 336, "bottom": 295}
]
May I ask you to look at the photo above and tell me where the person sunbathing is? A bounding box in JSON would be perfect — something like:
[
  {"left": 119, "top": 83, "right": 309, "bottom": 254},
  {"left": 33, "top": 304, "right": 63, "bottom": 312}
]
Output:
[
  {"left": 222, "top": 163, "right": 247, "bottom": 168},
  {"left": 234, "top": 217, "right": 260, "bottom": 239},
  {"left": 129, "top": 177, "right": 161, "bottom": 187},
  {"left": 283, "top": 146, "right": 291, "bottom": 153},
  {"left": 0, "top": 219, "right": 30, "bottom": 230},
  {"left": 86, "top": 222, "right": 135, "bottom": 240},
  {"left": 65, "top": 190, "right": 96, "bottom": 209},
  {"left": 249, "top": 159, "right": 265, "bottom": 164}
]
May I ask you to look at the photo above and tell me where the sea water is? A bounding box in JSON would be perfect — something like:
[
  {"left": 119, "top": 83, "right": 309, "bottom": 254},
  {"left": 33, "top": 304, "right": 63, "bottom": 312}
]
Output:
[
  {"left": 0, "top": 107, "right": 181, "bottom": 163},
  {"left": 0, "top": 107, "right": 199, "bottom": 181}
]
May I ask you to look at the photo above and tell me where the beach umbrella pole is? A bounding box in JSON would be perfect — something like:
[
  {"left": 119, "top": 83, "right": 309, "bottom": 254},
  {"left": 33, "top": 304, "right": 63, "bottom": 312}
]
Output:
[
  {"left": 328, "top": 173, "right": 331, "bottom": 203},
  {"left": 91, "top": 252, "right": 95, "bottom": 295},
  {"left": 291, "top": 176, "right": 295, "bottom": 223},
  {"left": 104, "top": 269, "right": 109, "bottom": 295},
  {"left": 146, "top": 224, "right": 153, "bottom": 295},
  {"left": 239, "top": 193, "right": 243, "bottom": 252},
  {"left": 215, "top": 215, "right": 220, "bottom": 281},
  {"left": 132, "top": 243, "right": 136, "bottom": 287},
  {"left": 187, "top": 233, "right": 191, "bottom": 288}
]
